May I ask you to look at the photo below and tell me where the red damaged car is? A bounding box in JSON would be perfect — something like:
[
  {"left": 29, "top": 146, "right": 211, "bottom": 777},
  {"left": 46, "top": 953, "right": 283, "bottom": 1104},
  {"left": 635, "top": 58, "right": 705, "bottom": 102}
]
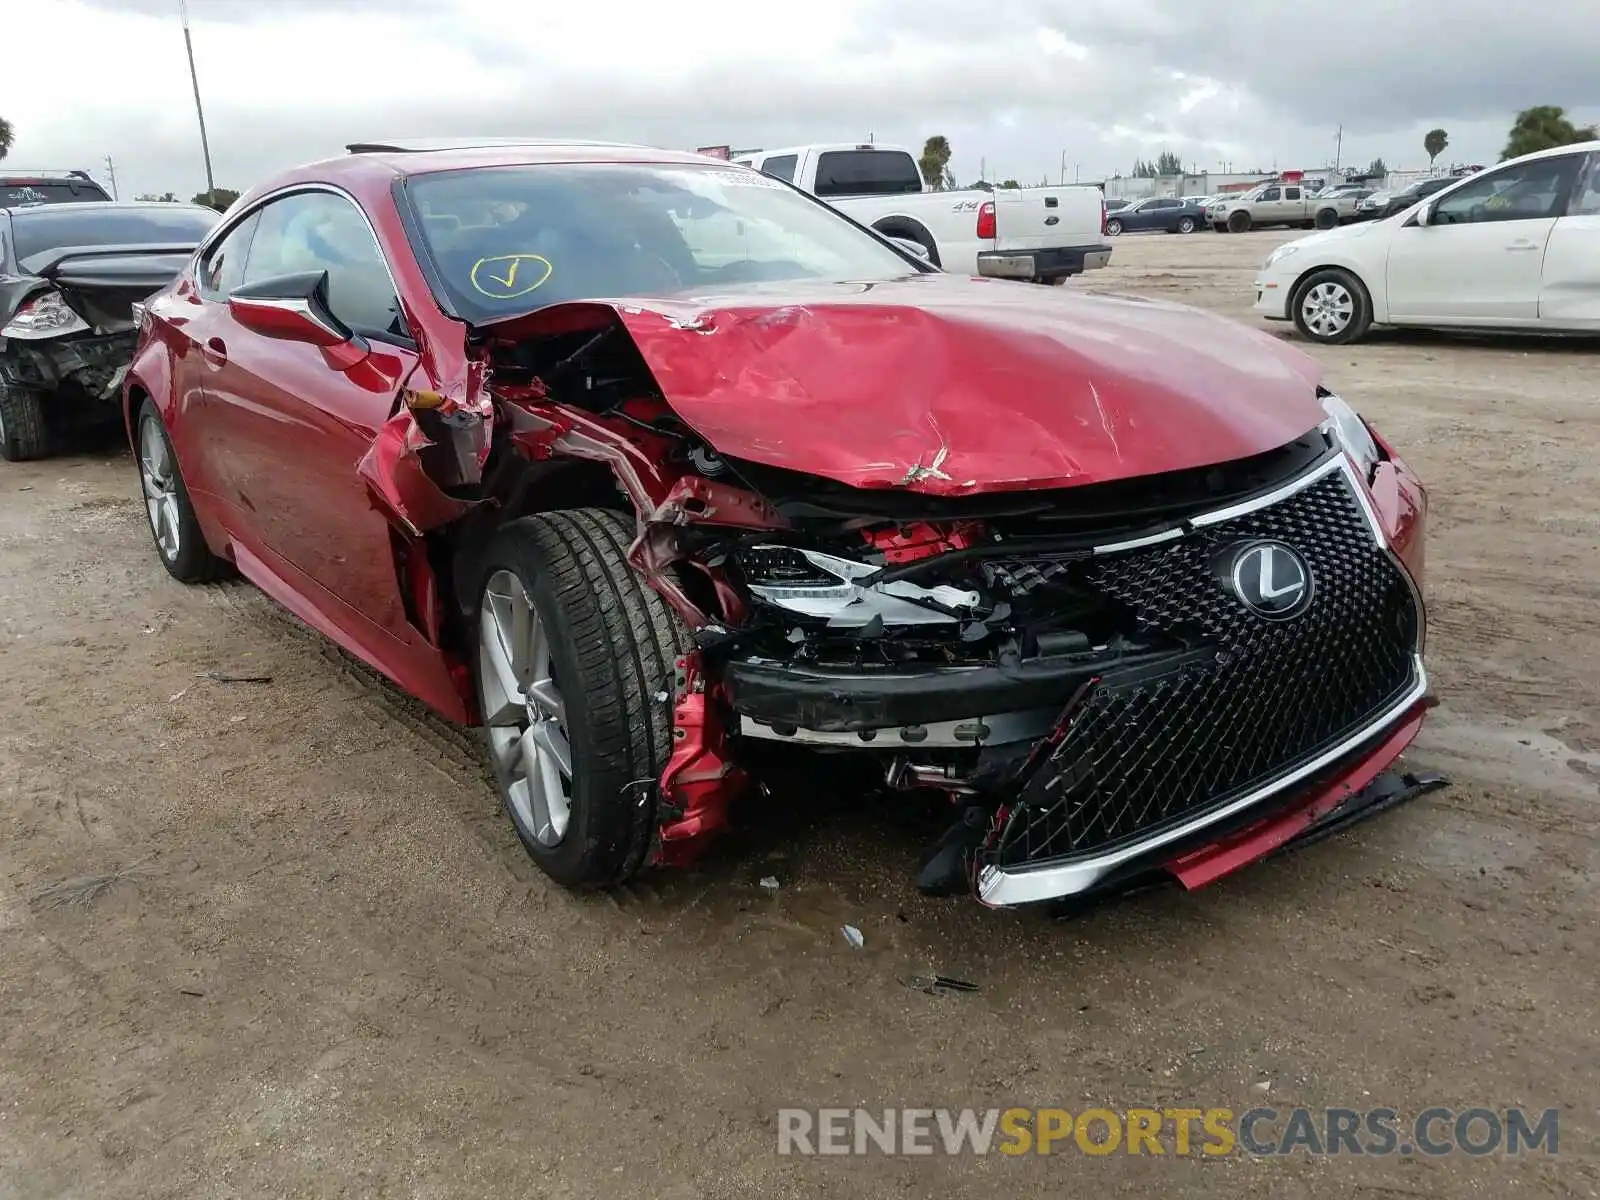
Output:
[{"left": 124, "top": 140, "right": 1438, "bottom": 907}]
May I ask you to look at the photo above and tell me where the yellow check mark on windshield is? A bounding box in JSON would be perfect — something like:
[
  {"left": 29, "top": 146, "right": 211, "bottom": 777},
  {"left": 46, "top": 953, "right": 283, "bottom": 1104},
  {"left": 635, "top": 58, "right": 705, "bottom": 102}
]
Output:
[{"left": 491, "top": 259, "right": 520, "bottom": 289}]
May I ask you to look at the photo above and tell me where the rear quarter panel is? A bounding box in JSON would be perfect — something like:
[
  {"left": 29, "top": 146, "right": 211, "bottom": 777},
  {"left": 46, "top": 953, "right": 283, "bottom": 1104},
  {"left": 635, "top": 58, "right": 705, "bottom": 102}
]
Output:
[{"left": 829, "top": 192, "right": 985, "bottom": 274}]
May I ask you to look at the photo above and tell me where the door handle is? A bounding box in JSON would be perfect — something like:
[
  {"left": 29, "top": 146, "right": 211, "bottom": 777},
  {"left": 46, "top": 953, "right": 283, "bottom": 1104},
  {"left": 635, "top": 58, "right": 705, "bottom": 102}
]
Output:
[
  {"left": 200, "top": 336, "right": 228, "bottom": 367},
  {"left": 1505, "top": 241, "right": 1540, "bottom": 251}
]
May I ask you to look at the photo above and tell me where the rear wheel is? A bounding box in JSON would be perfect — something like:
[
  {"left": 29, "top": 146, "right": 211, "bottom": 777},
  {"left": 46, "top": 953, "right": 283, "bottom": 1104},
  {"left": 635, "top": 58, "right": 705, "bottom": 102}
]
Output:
[
  {"left": 1175, "top": 216, "right": 1197, "bottom": 234},
  {"left": 136, "top": 399, "right": 229, "bottom": 582},
  {"left": 1105, "top": 218, "right": 1123, "bottom": 236},
  {"left": 1227, "top": 210, "right": 1252, "bottom": 233},
  {"left": 1314, "top": 207, "right": 1339, "bottom": 230},
  {"left": 473, "top": 509, "right": 689, "bottom": 887},
  {"left": 1291, "top": 268, "right": 1373, "bottom": 345},
  {"left": 0, "top": 383, "right": 49, "bottom": 461}
]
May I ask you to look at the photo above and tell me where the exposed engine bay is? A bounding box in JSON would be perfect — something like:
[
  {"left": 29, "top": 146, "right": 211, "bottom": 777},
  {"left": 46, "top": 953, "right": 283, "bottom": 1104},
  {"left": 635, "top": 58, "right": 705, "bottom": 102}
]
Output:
[{"left": 391, "top": 302, "right": 1427, "bottom": 906}]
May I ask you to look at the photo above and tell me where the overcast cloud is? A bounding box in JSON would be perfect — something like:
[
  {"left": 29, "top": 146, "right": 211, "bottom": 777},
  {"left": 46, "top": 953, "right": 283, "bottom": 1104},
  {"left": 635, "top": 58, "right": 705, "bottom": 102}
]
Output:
[{"left": 7, "top": 0, "right": 1598, "bottom": 199}]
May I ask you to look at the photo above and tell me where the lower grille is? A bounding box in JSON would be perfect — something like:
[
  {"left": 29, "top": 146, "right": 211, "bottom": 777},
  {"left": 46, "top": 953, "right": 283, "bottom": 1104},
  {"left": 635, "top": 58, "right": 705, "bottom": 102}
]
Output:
[{"left": 992, "top": 458, "right": 1421, "bottom": 868}]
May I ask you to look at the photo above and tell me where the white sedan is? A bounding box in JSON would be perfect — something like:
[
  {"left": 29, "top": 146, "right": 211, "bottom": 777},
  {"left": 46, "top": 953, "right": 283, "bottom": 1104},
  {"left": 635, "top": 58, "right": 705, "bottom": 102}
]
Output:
[{"left": 1253, "top": 140, "right": 1600, "bottom": 344}]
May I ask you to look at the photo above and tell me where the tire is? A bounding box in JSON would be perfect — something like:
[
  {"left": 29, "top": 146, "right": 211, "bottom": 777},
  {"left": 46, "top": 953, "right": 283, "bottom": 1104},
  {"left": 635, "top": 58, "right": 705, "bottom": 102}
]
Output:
[
  {"left": 1227, "top": 210, "right": 1252, "bottom": 233},
  {"left": 472, "top": 508, "right": 689, "bottom": 888},
  {"left": 1175, "top": 216, "right": 1197, "bottom": 234},
  {"left": 1104, "top": 218, "right": 1123, "bottom": 236},
  {"left": 1290, "top": 268, "right": 1374, "bottom": 345},
  {"left": 1314, "top": 207, "right": 1339, "bottom": 230},
  {"left": 1212, "top": 223, "right": 1228, "bottom": 233},
  {"left": 0, "top": 383, "right": 50, "bottom": 462},
  {"left": 135, "top": 398, "right": 229, "bottom": 582}
]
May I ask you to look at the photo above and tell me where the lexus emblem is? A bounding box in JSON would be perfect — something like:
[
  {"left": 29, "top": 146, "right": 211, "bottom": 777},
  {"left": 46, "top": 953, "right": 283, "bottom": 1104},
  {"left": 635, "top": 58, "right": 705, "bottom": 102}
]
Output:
[{"left": 1226, "top": 540, "right": 1313, "bottom": 619}]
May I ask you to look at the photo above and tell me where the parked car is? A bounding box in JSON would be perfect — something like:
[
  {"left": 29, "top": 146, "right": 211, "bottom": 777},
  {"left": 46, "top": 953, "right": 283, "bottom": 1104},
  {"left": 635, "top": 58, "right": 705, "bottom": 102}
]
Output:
[
  {"left": 126, "top": 138, "right": 1435, "bottom": 908},
  {"left": 1, "top": 170, "right": 112, "bottom": 208},
  {"left": 0, "top": 201, "right": 219, "bottom": 460},
  {"left": 1254, "top": 141, "right": 1600, "bottom": 344},
  {"left": 732, "top": 143, "right": 1111, "bottom": 283},
  {"left": 1207, "top": 183, "right": 1361, "bottom": 232},
  {"left": 1354, "top": 175, "right": 1458, "bottom": 222},
  {"left": 1103, "top": 196, "right": 1207, "bottom": 235},
  {"left": 1104, "top": 198, "right": 1135, "bottom": 213}
]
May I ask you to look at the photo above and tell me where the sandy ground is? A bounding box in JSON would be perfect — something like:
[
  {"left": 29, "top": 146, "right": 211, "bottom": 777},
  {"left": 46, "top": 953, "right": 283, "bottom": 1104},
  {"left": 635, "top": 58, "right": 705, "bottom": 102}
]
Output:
[{"left": 1, "top": 229, "right": 1596, "bottom": 1198}]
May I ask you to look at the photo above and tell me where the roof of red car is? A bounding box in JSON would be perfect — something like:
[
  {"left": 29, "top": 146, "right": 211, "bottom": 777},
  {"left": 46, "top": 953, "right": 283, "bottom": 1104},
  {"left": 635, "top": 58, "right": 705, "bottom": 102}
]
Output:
[{"left": 292, "top": 140, "right": 720, "bottom": 187}]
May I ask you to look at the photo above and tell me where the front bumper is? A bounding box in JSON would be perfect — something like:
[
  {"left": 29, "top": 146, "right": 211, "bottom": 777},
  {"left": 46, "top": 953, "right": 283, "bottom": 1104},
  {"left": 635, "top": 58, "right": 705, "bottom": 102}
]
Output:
[
  {"left": 977, "top": 244, "right": 1113, "bottom": 282},
  {"left": 1253, "top": 270, "right": 1293, "bottom": 319},
  {"left": 726, "top": 450, "right": 1431, "bottom": 907}
]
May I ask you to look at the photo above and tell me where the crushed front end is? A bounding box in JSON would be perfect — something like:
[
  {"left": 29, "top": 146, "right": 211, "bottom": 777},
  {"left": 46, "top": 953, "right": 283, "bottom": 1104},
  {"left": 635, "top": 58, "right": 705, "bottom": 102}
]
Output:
[
  {"left": 701, "top": 438, "right": 1430, "bottom": 906},
  {"left": 476, "top": 300, "right": 1434, "bottom": 909}
]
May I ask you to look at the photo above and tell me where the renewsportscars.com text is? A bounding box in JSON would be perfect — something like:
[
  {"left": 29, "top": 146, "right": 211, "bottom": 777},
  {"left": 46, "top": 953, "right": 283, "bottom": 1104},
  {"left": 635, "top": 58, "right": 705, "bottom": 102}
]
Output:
[{"left": 776, "top": 1106, "right": 1559, "bottom": 1157}]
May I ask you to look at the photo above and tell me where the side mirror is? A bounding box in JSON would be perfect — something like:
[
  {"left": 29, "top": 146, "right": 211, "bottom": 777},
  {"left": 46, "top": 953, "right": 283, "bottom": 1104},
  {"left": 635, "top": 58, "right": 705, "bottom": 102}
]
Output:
[
  {"left": 228, "top": 271, "right": 368, "bottom": 367},
  {"left": 1415, "top": 201, "right": 1433, "bottom": 227},
  {"left": 886, "top": 235, "right": 933, "bottom": 263}
]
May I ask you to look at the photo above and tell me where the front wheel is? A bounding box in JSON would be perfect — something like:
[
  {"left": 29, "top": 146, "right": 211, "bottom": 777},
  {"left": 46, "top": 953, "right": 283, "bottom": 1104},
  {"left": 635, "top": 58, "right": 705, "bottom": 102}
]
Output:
[
  {"left": 0, "top": 383, "right": 49, "bottom": 461},
  {"left": 1104, "top": 218, "right": 1123, "bottom": 236},
  {"left": 1175, "top": 216, "right": 1197, "bottom": 234},
  {"left": 1314, "top": 208, "right": 1339, "bottom": 230},
  {"left": 473, "top": 509, "right": 689, "bottom": 888},
  {"left": 1227, "top": 211, "right": 1252, "bottom": 233},
  {"left": 1291, "top": 268, "right": 1374, "bottom": 345}
]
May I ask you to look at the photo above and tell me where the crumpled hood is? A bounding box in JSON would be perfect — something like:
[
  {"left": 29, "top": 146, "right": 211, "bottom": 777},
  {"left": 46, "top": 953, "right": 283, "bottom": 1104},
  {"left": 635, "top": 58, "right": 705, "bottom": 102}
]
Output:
[{"left": 506, "top": 274, "right": 1328, "bottom": 495}]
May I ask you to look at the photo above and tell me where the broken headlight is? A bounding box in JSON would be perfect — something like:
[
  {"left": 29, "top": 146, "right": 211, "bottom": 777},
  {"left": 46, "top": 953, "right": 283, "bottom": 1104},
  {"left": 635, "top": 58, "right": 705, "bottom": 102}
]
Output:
[
  {"left": 1, "top": 290, "right": 90, "bottom": 340},
  {"left": 1320, "top": 390, "right": 1381, "bottom": 479}
]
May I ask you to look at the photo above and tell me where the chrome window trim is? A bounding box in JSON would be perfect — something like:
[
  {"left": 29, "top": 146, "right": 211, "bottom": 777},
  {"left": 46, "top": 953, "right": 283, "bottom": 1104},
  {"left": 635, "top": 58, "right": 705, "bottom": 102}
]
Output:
[
  {"left": 976, "top": 451, "right": 1427, "bottom": 907},
  {"left": 194, "top": 182, "right": 410, "bottom": 336}
]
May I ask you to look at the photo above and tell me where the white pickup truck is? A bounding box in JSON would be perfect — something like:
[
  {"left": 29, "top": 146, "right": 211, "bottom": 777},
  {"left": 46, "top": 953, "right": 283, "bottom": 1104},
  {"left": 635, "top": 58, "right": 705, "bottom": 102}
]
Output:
[{"left": 730, "top": 143, "right": 1111, "bottom": 284}]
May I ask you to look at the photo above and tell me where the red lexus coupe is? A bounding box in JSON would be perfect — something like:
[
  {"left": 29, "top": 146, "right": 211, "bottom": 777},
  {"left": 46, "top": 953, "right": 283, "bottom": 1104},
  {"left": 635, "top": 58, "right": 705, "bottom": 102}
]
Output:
[{"left": 124, "top": 139, "right": 1437, "bottom": 907}]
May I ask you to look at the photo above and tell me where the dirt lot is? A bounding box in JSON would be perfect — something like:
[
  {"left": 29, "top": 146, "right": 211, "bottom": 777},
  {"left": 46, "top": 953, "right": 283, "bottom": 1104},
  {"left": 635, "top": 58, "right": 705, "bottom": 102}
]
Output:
[{"left": 1, "top": 229, "right": 1596, "bottom": 1198}]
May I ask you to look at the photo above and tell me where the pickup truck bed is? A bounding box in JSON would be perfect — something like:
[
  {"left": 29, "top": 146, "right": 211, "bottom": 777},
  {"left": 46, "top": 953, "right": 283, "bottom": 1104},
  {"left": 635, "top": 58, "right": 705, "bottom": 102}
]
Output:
[{"left": 733, "top": 144, "right": 1111, "bottom": 284}]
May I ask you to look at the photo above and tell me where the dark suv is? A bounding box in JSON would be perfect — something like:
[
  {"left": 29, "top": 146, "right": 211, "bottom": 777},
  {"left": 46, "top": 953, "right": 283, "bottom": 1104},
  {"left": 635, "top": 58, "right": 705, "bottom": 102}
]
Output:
[{"left": 0, "top": 171, "right": 113, "bottom": 207}]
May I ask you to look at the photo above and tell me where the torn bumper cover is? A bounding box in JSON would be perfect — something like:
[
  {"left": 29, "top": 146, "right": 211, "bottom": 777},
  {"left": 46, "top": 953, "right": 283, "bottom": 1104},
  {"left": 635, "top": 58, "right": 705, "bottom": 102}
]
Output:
[
  {"left": 721, "top": 452, "right": 1436, "bottom": 906},
  {"left": 0, "top": 329, "right": 136, "bottom": 401}
]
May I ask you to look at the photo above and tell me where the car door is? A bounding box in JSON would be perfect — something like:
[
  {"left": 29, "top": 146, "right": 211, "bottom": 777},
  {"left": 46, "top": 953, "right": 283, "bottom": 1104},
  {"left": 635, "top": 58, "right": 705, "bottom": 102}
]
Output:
[
  {"left": 1280, "top": 186, "right": 1303, "bottom": 222},
  {"left": 1538, "top": 152, "right": 1600, "bottom": 330},
  {"left": 1384, "top": 153, "right": 1582, "bottom": 324},
  {"left": 1253, "top": 186, "right": 1283, "bottom": 222},
  {"left": 200, "top": 188, "right": 422, "bottom": 633},
  {"left": 169, "top": 209, "right": 262, "bottom": 503}
]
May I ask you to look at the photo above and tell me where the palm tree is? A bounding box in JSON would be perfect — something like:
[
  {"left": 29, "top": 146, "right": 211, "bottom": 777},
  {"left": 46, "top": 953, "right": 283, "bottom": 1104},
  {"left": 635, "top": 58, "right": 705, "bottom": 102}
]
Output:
[
  {"left": 0, "top": 116, "right": 13, "bottom": 163},
  {"left": 1424, "top": 128, "right": 1448, "bottom": 168}
]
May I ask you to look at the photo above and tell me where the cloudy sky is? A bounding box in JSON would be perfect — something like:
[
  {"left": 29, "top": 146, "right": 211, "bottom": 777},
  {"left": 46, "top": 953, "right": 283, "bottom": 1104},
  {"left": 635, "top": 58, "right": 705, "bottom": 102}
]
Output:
[{"left": 7, "top": 0, "right": 1598, "bottom": 199}]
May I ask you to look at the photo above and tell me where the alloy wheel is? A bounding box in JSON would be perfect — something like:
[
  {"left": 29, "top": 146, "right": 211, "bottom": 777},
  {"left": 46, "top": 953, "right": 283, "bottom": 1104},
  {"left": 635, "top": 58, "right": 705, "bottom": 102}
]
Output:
[
  {"left": 138, "top": 416, "right": 182, "bottom": 561},
  {"left": 479, "top": 569, "right": 572, "bottom": 847},
  {"left": 1301, "top": 281, "right": 1355, "bottom": 339}
]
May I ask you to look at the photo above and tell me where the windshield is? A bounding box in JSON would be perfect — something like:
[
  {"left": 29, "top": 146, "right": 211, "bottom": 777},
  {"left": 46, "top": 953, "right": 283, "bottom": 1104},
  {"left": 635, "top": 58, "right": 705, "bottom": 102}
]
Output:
[
  {"left": 404, "top": 162, "right": 920, "bottom": 323},
  {"left": 11, "top": 206, "right": 219, "bottom": 263}
]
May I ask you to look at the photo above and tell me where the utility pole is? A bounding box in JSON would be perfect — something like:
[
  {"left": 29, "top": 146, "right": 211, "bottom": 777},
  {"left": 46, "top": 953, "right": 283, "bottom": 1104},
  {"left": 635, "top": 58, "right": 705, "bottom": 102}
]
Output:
[
  {"left": 1074, "top": 164, "right": 1081, "bottom": 183},
  {"left": 980, "top": 156, "right": 986, "bottom": 182},
  {"left": 1334, "top": 124, "right": 1342, "bottom": 173},
  {"left": 179, "top": 0, "right": 216, "bottom": 204},
  {"left": 104, "top": 155, "right": 118, "bottom": 199},
  {"left": 1060, "top": 149, "right": 1067, "bottom": 185}
]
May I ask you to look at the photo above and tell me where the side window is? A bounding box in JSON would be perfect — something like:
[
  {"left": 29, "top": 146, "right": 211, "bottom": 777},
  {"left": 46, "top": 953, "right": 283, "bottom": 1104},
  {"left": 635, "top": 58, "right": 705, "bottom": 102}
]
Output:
[
  {"left": 1432, "top": 155, "right": 1583, "bottom": 224},
  {"left": 198, "top": 212, "right": 260, "bottom": 298},
  {"left": 760, "top": 155, "right": 798, "bottom": 184},
  {"left": 1284, "top": 187, "right": 1301, "bottom": 200},
  {"left": 1570, "top": 155, "right": 1600, "bottom": 217},
  {"left": 1260, "top": 187, "right": 1281, "bottom": 202},
  {"left": 243, "top": 191, "right": 405, "bottom": 337}
]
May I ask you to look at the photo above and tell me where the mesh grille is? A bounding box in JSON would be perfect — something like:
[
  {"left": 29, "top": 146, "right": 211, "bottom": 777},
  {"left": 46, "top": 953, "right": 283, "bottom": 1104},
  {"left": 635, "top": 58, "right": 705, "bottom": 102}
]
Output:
[{"left": 993, "top": 464, "right": 1420, "bottom": 868}]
